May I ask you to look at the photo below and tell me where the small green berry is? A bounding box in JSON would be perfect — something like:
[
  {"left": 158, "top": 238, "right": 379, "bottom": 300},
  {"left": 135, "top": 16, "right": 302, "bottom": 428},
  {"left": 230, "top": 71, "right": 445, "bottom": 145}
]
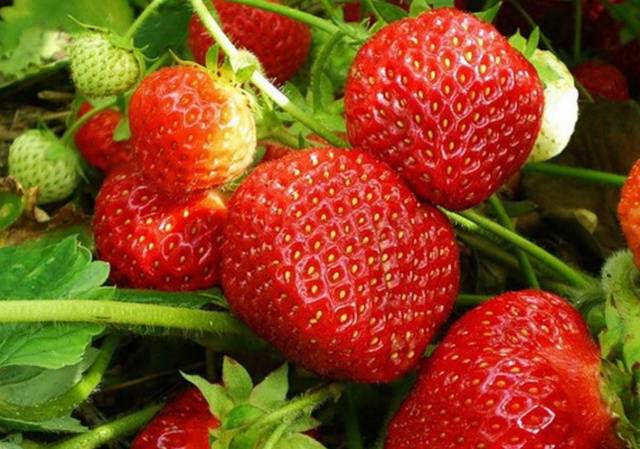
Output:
[
  {"left": 69, "top": 31, "right": 141, "bottom": 98},
  {"left": 8, "top": 130, "right": 81, "bottom": 205}
]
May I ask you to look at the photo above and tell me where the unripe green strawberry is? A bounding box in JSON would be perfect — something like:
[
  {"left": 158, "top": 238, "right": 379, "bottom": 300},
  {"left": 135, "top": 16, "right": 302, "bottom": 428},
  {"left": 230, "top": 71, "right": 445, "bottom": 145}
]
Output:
[
  {"left": 8, "top": 130, "right": 81, "bottom": 204},
  {"left": 69, "top": 32, "right": 141, "bottom": 98}
]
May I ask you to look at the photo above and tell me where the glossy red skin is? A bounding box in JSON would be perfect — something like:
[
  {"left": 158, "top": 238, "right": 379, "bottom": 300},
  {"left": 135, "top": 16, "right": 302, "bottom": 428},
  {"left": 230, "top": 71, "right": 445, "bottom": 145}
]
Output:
[
  {"left": 188, "top": 0, "right": 311, "bottom": 85},
  {"left": 221, "top": 148, "right": 460, "bottom": 383},
  {"left": 386, "top": 290, "right": 620, "bottom": 449},
  {"left": 129, "top": 66, "right": 250, "bottom": 196},
  {"left": 132, "top": 389, "right": 218, "bottom": 449},
  {"left": 93, "top": 165, "right": 227, "bottom": 291},
  {"left": 572, "top": 61, "right": 630, "bottom": 101},
  {"left": 344, "top": 9, "right": 544, "bottom": 211},
  {"left": 74, "top": 102, "right": 131, "bottom": 173},
  {"left": 618, "top": 160, "right": 640, "bottom": 268}
]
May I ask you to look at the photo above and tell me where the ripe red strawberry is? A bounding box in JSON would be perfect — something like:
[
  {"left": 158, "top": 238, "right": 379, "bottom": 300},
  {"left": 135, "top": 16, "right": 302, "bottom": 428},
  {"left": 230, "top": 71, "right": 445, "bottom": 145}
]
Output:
[
  {"left": 132, "top": 388, "right": 218, "bottom": 449},
  {"left": 260, "top": 133, "right": 342, "bottom": 163},
  {"left": 344, "top": 8, "right": 544, "bottom": 210},
  {"left": 221, "top": 148, "right": 460, "bottom": 382},
  {"left": 188, "top": 0, "right": 311, "bottom": 85},
  {"left": 129, "top": 66, "right": 256, "bottom": 196},
  {"left": 386, "top": 290, "right": 620, "bottom": 449},
  {"left": 572, "top": 61, "right": 630, "bottom": 101},
  {"left": 74, "top": 102, "right": 132, "bottom": 173},
  {"left": 93, "top": 164, "right": 228, "bottom": 291},
  {"left": 618, "top": 160, "right": 640, "bottom": 268}
]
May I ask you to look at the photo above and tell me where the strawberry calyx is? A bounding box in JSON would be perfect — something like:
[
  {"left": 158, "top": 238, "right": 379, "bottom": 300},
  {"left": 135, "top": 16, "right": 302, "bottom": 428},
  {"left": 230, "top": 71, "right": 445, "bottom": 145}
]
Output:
[
  {"left": 597, "top": 251, "right": 640, "bottom": 448},
  {"left": 184, "top": 357, "right": 341, "bottom": 449}
]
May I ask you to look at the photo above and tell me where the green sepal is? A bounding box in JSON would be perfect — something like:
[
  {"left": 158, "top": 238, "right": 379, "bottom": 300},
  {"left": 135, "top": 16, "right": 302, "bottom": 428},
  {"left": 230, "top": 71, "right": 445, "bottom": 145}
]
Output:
[
  {"left": 222, "top": 404, "right": 265, "bottom": 430},
  {"left": 474, "top": 2, "right": 502, "bottom": 23},
  {"left": 250, "top": 364, "right": 288, "bottom": 410},
  {"left": 182, "top": 373, "right": 234, "bottom": 418},
  {"left": 275, "top": 433, "right": 326, "bottom": 449},
  {"left": 222, "top": 356, "right": 254, "bottom": 403},
  {"left": 113, "top": 93, "right": 132, "bottom": 142}
]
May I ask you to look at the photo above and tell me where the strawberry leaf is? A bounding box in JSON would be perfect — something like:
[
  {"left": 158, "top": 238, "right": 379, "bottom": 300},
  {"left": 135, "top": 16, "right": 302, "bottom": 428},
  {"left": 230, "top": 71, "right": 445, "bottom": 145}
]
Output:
[
  {"left": 132, "top": 0, "right": 191, "bottom": 58},
  {"left": 250, "top": 364, "right": 289, "bottom": 410},
  {"left": 222, "top": 356, "right": 254, "bottom": 403},
  {"left": 0, "top": 415, "right": 86, "bottom": 433}
]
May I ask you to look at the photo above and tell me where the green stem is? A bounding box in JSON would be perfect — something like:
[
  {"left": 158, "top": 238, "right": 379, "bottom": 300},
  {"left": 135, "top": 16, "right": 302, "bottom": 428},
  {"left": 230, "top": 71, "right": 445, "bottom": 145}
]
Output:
[
  {"left": 311, "top": 31, "right": 344, "bottom": 111},
  {"left": 488, "top": 195, "right": 540, "bottom": 288},
  {"left": 0, "top": 299, "right": 256, "bottom": 339},
  {"left": 270, "top": 128, "right": 301, "bottom": 149},
  {"left": 124, "top": 0, "right": 169, "bottom": 41},
  {"left": 261, "top": 421, "right": 290, "bottom": 449},
  {"left": 225, "top": 0, "right": 339, "bottom": 34},
  {"left": 252, "top": 383, "right": 343, "bottom": 430},
  {"left": 457, "top": 210, "right": 594, "bottom": 289},
  {"left": 573, "top": 0, "right": 582, "bottom": 62},
  {"left": 456, "top": 293, "right": 491, "bottom": 307},
  {"left": 48, "top": 404, "right": 163, "bottom": 449},
  {"left": 0, "top": 335, "right": 119, "bottom": 421},
  {"left": 343, "top": 389, "right": 363, "bottom": 449},
  {"left": 189, "top": 0, "right": 348, "bottom": 148},
  {"left": 61, "top": 99, "right": 117, "bottom": 145},
  {"left": 523, "top": 162, "right": 627, "bottom": 187}
]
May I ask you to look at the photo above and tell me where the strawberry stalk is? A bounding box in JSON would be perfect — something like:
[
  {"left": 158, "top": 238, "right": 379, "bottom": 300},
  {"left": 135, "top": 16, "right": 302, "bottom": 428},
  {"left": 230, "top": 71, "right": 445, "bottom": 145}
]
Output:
[
  {"left": 61, "top": 98, "right": 117, "bottom": 146},
  {"left": 343, "top": 389, "right": 363, "bottom": 449},
  {"left": 189, "top": 0, "right": 348, "bottom": 148},
  {"left": 446, "top": 209, "right": 595, "bottom": 288},
  {"left": 523, "top": 162, "right": 627, "bottom": 187},
  {"left": 123, "top": 0, "right": 170, "bottom": 40},
  {"left": 48, "top": 403, "right": 163, "bottom": 449},
  {"left": 488, "top": 195, "right": 540, "bottom": 288},
  {"left": 0, "top": 300, "right": 262, "bottom": 348}
]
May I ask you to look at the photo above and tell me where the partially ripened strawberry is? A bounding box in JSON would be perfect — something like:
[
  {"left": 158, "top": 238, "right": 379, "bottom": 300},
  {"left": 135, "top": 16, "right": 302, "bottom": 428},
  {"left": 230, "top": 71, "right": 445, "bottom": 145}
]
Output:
[
  {"left": 8, "top": 129, "right": 81, "bottom": 204},
  {"left": 132, "top": 388, "right": 218, "bottom": 449},
  {"left": 618, "top": 160, "right": 640, "bottom": 268},
  {"left": 386, "top": 290, "right": 620, "bottom": 449},
  {"left": 68, "top": 32, "right": 141, "bottom": 98},
  {"left": 93, "top": 165, "right": 227, "bottom": 291},
  {"left": 572, "top": 61, "right": 630, "bottom": 101},
  {"left": 188, "top": 0, "right": 311, "bottom": 84},
  {"left": 74, "top": 102, "right": 132, "bottom": 173},
  {"left": 129, "top": 66, "right": 256, "bottom": 196},
  {"left": 221, "top": 148, "right": 460, "bottom": 383},
  {"left": 345, "top": 8, "right": 544, "bottom": 210}
]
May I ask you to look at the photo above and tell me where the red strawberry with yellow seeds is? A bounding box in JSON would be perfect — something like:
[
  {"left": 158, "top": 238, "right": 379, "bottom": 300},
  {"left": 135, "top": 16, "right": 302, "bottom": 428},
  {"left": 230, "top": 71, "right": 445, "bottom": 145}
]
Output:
[
  {"left": 131, "top": 388, "right": 218, "bottom": 449},
  {"left": 572, "top": 61, "right": 630, "bottom": 102},
  {"left": 344, "top": 8, "right": 544, "bottom": 211},
  {"left": 386, "top": 290, "right": 620, "bottom": 449},
  {"left": 188, "top": 0, "right": 311, "bottom": 85},
  {"left": 93, "top": 165, "right": 227, "bottom": 291},
  {"left": 220, "top": 148, "right": 460, "bottom": 382},
  {"left": 618, "top": 160, "right": 640, "bottom": 268},
  {"left": 129, "top": 66, "right": 256, "bottom": 196},
  {"left": 74, "top": 102, "right": 132, "bottom": 173}
]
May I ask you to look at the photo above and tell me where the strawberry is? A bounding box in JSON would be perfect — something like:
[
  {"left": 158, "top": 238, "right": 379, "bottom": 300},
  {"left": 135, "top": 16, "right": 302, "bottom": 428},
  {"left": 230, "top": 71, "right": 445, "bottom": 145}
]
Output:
[
  {"left": 129, "top": 66, "right": 256, "bottom": 196},
  {"left": 68, "top": 32, "right": 141, "bottom": 98},
  {"left": 132, "top": 388, "right": 218, "bottom": 449},
  {"left": 188, "top": 0, "right": 311, "bottom": 85},
  {"left": 344, "top": 8, "right": 544, "bottom": 210},
  {"left": 74, "top": 102, "right": 132, "bottom": 173},
  {"left": 618, "top": 160, "right": 640, "bottom": 268},
  {"left": 8, "top": 130, "right": 81, "bottom": 205},
  {"left": 260, "top": 134, "right": 341, "bottom": 162},
  {"left": 220, "top": 148, "right": 460, "bottom": 382},
  {"left": 572, "top": 61, "right": 631, "bottom": 101},
  {"left": 93, "top": 164, "right": 227, "bottom": 291},
  {"left": 386, "top": 290, "right": 620, "bottom": 449}
]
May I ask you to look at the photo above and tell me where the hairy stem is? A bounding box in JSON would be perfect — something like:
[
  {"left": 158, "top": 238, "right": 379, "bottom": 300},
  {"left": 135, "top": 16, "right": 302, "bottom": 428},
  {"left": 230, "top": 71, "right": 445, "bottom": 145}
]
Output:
[
  {"left": 189, "top": 0, "right": 348, "bottom": 147},
  {"left": 488, "top": 195, "right": 540, "bottom": 288},
  {"left": 523, "top": 162, "right": 626, "bottom": 187},
  {"left": 124, "top": 0, "right": 169, "bottom": 41},
  {"left": 49, "top": 404, "right": 162, "bottom": 449}
]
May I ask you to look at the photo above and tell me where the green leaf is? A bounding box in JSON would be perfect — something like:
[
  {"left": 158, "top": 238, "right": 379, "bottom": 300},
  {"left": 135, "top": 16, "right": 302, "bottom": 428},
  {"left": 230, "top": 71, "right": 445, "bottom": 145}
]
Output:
[
  {"left": 223, "top": 404, "right": 264, "bottom": 430},
  {"left": 0, "top": 324, "right": 102, "bottom": 370},
  {"left": 133, "top": 0, "right": 191, "bottom": 58},
  {"left": 409, "top": 0, "right": 430, "bottom": 16},
  {"left": 474, "top": 1, "right": 502, "bottom": 23},
  {"left": 275, "top": 433, "right": 327, "bottom": 449},
  {"left": 287, "top": 416, "right": 321, "bottom": 433},
  {"left": 0, "top": 191, "right": 23, "bottom": 231},
  {"left": 183, "top": 373, "right": 234, "bottom": 419},
  {"left": 250, "top": 364, "right": 289, "bottom": 410},
  {"left": 0, "top": 415, "right": 86, "bottom": 433},
  {"left": 222, "top": 357, "right": 253, "bottom": 403},
  {"left": 371, "top": 1, "right": 409, "bottom": 21}
]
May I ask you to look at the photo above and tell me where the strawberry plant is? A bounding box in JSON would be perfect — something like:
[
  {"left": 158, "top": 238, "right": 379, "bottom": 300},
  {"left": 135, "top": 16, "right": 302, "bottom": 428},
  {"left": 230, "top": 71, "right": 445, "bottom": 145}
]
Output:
[{"left": 2, "top": 0, "right": 640, "bottom": 448}]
